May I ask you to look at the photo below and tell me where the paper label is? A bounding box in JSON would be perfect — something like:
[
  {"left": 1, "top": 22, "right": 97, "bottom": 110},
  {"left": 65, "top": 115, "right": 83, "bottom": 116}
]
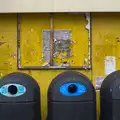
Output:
[
  {"left": 104, "top": 56, "right": 116, "bottom": 75},
  {"left": 96, "top": 76, "right": 105, "bottom": 90}
]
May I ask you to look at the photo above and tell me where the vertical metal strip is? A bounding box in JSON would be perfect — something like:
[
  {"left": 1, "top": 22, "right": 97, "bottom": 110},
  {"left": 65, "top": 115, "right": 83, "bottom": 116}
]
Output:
[
  {"left": 85, "top": 12, "right": 91, "bottom": 69},
  {"left": 50, "top": 13, "right": 54, "bottom": 66},
  {"left": 17, "top": 14, "right": 21, "bottom": 68},
  {"left": 90, "top": 13, "right": 92, "bottom": 70}
]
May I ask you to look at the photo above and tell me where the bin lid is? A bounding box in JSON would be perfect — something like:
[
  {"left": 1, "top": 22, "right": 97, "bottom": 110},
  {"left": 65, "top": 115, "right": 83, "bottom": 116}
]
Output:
[
  {"left": 48, "top": 71, "right": 96, "bottom": 102},
  {"left": 0, "top": 72, "right": 40, "bottom": 102},
  {"left": 100, "top": 70, "right": 120, "bottom": 100}
]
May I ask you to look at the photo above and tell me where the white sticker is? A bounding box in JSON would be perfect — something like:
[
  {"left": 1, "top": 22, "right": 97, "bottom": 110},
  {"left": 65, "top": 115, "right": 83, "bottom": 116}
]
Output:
[
  {"left": 96, "top": 76, "right": 105, "bottom": 90},
  {"left": 104, "top": 56, "right": 116, "bottom": 75}
]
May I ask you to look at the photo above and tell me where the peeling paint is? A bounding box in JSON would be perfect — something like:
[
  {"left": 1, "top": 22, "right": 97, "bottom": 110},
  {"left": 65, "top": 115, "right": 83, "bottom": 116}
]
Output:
[
  {"left": 28, "top": 70, "right": 32, "bottom": 75},
  {"left": 9, "top": 53, "right": 17, "bottom": 59},
  {"left": 0, "top": 42, "right": 6, "bottom": 46},
  {"left": 9, "top": 62, "right": 12, "bottom": 66},
  {"left": 7, "top": 44, "right": 10, "bottom": 48},
  {"left": 0, "top": 73, "right": 3, "bottom": 76},
  {"left": 116, "top": 37, "right": 120, "bottom": 42},
  {"left": 30, "top": 28, "right": 34, "bottom": 32},
  {"left": 4, "top": 62, "right": 8, "bottom": 65},
  {"left": 85, "top": 12, "right": 91, "bottom": 68},
  {"left": 42, "top": 62, "right": 50, "bottom": 66}
]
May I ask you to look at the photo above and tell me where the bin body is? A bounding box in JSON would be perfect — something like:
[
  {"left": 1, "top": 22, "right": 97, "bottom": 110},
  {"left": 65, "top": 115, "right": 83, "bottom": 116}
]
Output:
[
  {"left": 47, "top": 71, "right": 96, "bottom": 120},
  {"left": 0, "top": 72, "right": 41, "bottom": 120},
  {"left": 100, "top": 70, "right": 120, "bottom": 120}
]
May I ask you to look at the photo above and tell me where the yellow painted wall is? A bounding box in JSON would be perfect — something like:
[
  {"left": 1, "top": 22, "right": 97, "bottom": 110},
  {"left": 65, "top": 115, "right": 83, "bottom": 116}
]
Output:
[
  {"left": 92, "top": 13, "right": 120, "bottom": 120},
  {"left": 0, "top": 13, "right": 120, "bottom": 120}
]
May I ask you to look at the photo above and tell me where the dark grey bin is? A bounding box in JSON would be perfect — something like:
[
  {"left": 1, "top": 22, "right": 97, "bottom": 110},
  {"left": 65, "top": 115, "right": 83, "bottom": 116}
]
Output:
[
  {"left": 0, "top": 72, "right": 41, "bottom": 120},
  {"left": 47, "top": 71, "right": 96, "bottom": 120},
  {"left": 100, "top": 70, "right": 120, "bottom": 120}
]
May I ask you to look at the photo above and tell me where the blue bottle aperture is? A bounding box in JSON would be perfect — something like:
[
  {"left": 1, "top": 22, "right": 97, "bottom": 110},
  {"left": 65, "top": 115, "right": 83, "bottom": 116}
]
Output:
[
  {"left": 59, "top": 83, "right": 87, "bottom": 96},
  {"left": 0, "top": 84, "right": 26, "bottom": 97}
]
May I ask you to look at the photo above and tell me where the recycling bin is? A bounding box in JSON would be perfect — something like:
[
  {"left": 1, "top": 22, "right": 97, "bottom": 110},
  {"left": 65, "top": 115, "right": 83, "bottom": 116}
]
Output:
[
  {"left": 47, "top": 71, "right": 96, "bottom": 120},
  {"left": 100, "top": 70, "right": 120, "bottom": 120},
  {"left": 0, "top": 72, "right": 41, "bottom": 120}
]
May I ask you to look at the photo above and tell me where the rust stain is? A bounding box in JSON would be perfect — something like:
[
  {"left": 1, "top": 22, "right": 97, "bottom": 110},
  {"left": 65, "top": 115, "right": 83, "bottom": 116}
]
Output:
[
  {"left": 28, "top": 70, "right": 32, "bottom": 75},
  {"left": 116, "top": 37, "right": 120, "bottom": 42},
  {"left": 0, "top": 42, "right": 6, "bottom": 46},
  {"left": 0, "top": 73, "right": 3, "bottom": 76}
]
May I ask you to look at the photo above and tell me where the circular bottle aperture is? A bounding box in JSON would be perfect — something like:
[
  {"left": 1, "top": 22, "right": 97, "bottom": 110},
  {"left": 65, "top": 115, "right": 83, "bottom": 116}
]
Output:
[
  {"left": 68, "top": 84, "right": 77, "bottom": 93},
  {"left": 0, "top": 84, "right": 26, "bottom": 97},
  {"left": 8, "top": 85, "right": 18, "bottom": 95}
]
